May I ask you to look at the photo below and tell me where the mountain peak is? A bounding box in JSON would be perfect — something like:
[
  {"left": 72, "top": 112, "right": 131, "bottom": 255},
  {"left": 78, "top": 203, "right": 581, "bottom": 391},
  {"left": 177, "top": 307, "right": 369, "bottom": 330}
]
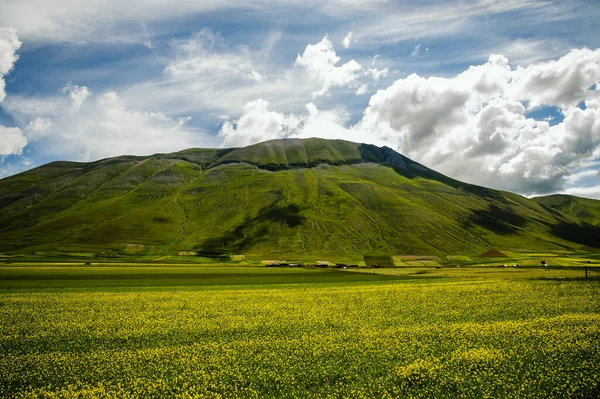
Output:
[{"left": 1, "top": 137, "right": 600, "bottom": 259}]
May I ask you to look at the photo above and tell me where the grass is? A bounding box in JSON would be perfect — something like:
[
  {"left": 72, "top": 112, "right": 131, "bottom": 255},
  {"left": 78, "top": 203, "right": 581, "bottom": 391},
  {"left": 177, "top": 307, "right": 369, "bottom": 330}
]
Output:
[
  {"left": 534, "top": 194, "right": 600, "bottom": 226},
  {"left": 0, "top": 264, "right": 599, "bottom": 398},
  {"left": 2, "top": 138, "right": 600, "bottom": 260},
  {"left": 0, "top": 264, "right": 407, "bottom": 290}
]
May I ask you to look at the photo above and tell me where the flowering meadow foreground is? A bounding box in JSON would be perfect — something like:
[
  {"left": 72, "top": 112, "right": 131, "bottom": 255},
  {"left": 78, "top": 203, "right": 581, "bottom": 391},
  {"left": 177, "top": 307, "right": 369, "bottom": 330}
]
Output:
[{"left": 0, "top": 265, "right": 598, "bottom": 398}]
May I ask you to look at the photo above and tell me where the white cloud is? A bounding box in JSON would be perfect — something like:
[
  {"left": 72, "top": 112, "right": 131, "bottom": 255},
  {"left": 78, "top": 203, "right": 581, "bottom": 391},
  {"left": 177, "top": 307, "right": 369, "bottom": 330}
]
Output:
[
  {"left": 0, "top": 27, "right": 21, "bottom": 102},
  {"left": 0, "top": 1, "right": 249, "bottom": 43},
  {"left": 294, "top": 103, "right": 376, "bottom": 144},
  {"left": 3, "top": 89, "right": 206, "bottom": 161},
  {"left": 61, "top": 82, "right": 92, "bottom": 110},
  {"left": 0, "top": 125, "right": 27, "bottom": 156},
  {"left": 0, "top": 28, "right": 27, "bottom": 158},
  {"left": 366, "top": 67, "right": 388, "bottom": 81},
  {"left": 562, "top": 185, "right": 600, "bottom": 200},
  {"left": 341, "top": 31, "right": 352, "bottom": 48},
  {"left": 0, "top": 0, "right": 382, "bottom": 43},
  {"left": 248, "top": 70, "right": 264, "bottom": 82},
  {"left": 295, "top": 35, "right": 363, "bottom": 96},
  {"left": 219, "top": 99, "right": 300, "bottom": 148},
  {"left": 351, "top": 0, "right": 574, "bottom": 47},
  {"left": 353, "top": 48, "right": 600, "bottom": 194},
  {"left": 121, "top": 29, "right": 315, "bottom": 118},
  {"left": 355, "top": 84, "right": 368, "bottom": 96},
  {"left": 411, "top": 44, "right": 420, "bottom": 57},
  {"left": 165, "top": 29, "right": 257, "bottom": 82},
  {"left": 565, "top": 169, "right": 599, "bottom": 185},
  {"left": 359, "top": 73, "right": 470, "bottom": 149},
  {"left": 26, "top": 117, "right": 53, "bottom": 140},
  {"left": 512, "top": 48, "right": 600, "bottom": 109},
  {"left": 218, "top": 99, "right": 382, "bottom": 148},
  {"left": 493, "top": 38, "right": 566, "bottom": 66},
  {"left": 563, "top": 108, "right": 600, "bottom": 156}
]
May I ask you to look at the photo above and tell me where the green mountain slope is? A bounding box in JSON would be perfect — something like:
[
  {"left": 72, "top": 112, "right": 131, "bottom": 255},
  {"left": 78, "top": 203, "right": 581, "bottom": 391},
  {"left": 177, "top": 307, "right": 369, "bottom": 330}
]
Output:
[
  {"left": 1, "top": 138, "right": 599, "bottom": 260},
  {"left": 533, "top": 194, "right": 600, "bottom": 226}
]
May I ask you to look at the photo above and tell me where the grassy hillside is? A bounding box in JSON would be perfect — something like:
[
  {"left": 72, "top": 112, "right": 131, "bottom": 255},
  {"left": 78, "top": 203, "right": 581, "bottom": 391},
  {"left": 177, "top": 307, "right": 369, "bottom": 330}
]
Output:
[
  {"left": 1, "top": 138, "right": 599, "bottom": 261},
  {"left": 533, "top": 194, "right": 600, "bottom": 226}
]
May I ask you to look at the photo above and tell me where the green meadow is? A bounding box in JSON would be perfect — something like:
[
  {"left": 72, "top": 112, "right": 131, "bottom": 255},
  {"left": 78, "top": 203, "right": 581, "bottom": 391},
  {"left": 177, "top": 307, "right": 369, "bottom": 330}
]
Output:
[{"left": 1, "top": 264, "right": 599, "bottom": 398}]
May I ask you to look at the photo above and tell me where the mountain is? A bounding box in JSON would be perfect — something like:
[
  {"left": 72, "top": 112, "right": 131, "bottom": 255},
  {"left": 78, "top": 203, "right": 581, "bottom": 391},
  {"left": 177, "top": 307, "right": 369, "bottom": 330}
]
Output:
[
  {"left": 1, "top": 138, "right": 599, "bottom": 261},
  {"left": 533, "top": 194, "right": 600, "bottom": 226}
]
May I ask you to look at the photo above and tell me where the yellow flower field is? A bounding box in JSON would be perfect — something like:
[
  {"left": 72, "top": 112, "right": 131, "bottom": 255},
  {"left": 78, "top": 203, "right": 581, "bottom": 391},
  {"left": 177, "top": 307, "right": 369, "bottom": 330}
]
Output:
[{"left": 0, "top": 266, "right": 598, "bottom": 398}]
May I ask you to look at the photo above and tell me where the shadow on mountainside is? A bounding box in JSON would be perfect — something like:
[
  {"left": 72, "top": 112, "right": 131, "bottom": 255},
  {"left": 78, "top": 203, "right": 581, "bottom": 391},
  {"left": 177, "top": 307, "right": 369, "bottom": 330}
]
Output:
[
  {"left": 464, "top": 204, "right": 527, "bottom": 235},
  {"left": 196, "top": 203, "right": 305, "bottom": 255},
  {"left": 547, "top": 221, "right": 600, "bottom": 248},
  {"left": 536, "top": 203, "right": 600, "bottom": 248}
]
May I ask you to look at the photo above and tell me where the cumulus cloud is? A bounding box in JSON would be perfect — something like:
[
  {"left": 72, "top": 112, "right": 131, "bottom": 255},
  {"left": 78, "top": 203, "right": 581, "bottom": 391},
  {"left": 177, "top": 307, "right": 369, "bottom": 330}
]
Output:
[
  {"left": 341, "top": 31, "right": 352, "bottom": 48},
  {"left": 219, "top": 99, "right": 300, "bottom": 148},
  {"left": 3, "top": 88, "right": 206, "bottom": 161},
  {"left": 218, "top": 99, "right": 384, "bottom": 149},
  {"left": 0, "top": 28, "right": 27, "bottom": 158},
  {"left": 0, "top": 125, "right": 27, "bottom": 156},
  {"left": 61, "top": 82, "right": 92, "bottom": 110},
  {"left": 512, "top": 48, "right": 600, "bottom": 109},
  {"left": 294, "top": 103, "right": 376, "bottom": 144},
  {"left": 360, "top": 73, "right": 470, "bottom": 149},
  {"left": 25, "top": 117, "right": 53, "bottom": 140},
  {"left": 353, "top": 49, "right": 600, "bottom": 194},
  {"left": 0, "top": 27, "right": 21, "bottom": 102},
  {"left": 366, "top": 67, "right": 388, "bottom": 80},
  {"left": 295, "top": 35, "right": 363, "bottom": 96}
]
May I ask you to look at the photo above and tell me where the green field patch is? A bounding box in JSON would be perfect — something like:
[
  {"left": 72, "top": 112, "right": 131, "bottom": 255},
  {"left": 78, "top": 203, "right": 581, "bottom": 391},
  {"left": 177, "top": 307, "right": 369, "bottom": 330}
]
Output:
[
  {"left": 33, "top": 251, "right": 63, "bottom": 257},
  {"left": 525, "top": 253, "right": 560, "bottom": 257},
  {"left": 0, "top": 265, "right": 405, "bottom": 290},
  {"left": 66, "top": 252, "right": 96, "bottom": 258},
  {"left": 56, "top": 245, "right": 104, "bottom": 253},
  {"left": 364, "top": 256, "right": 395, "bottom": 267},
  {"left": 446, "top": 255, "right": 472, "bottom": 262},
  {"left": 393, "top": 261, "right": 409, "bottom": 267},
  {"left": 405, "top": 261, "right": 424, "bottom": 266},
  {"left": 124, "top": 244, "right": 146, "bottom": 254},
  {"left": 480, "top": 249, "right": 507, "bottom": 257},
  {"left": 395, "top": 255, "right": 440, "bottom": 261},
  {"left": 420, "top": 260, "right": 441, "bottom": 266}
]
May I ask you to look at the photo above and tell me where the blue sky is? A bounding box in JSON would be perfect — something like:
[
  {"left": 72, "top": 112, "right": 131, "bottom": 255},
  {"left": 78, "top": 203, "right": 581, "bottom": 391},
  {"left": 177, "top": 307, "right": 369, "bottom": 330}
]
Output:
[{"left": 0, "top": 0, "right": 600, "bottom": 198}]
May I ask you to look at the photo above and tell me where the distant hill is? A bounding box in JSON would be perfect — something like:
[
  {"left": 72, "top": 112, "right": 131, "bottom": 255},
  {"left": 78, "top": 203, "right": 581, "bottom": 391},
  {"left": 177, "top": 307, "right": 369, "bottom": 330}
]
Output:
[
  {"left": 1, "top": 138, "right": 599, "bottom": 261},
  {"left": 533, "top": 194, "right": 600, "bottom": 226}
]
